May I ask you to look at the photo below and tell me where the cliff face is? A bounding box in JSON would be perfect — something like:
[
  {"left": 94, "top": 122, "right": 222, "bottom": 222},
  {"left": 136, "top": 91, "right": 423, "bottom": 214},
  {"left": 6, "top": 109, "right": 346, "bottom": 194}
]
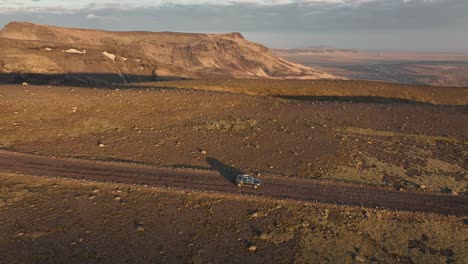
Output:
[{"left": 0, "top": 22, "right": 338, "bottom": 85}]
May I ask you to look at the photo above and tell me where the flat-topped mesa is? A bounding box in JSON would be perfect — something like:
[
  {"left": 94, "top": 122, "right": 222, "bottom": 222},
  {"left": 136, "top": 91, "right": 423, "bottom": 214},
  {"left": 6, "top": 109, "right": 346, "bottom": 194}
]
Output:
[{"left": 0, "top": 22, "right": 339, "bottom": 82}]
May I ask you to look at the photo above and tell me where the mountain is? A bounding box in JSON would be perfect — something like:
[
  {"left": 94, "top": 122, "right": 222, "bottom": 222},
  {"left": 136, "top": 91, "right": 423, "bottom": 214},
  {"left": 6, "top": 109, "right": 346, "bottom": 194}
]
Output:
[{"left": 0, "top": 22, "right": 338, "bottom": 85}]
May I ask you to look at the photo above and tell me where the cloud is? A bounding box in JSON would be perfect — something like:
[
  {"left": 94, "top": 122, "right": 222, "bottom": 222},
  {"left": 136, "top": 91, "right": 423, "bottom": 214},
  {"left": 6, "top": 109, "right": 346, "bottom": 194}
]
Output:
[
  {"left": 86, "top": 14, "right": 117, "bottom": 21},
  {"left": 1, "top": 0, "right": 465, "bottom": 31},
  {"left": 0, "top": 0, "right": 466, "bottom": 52},
  {"left": 0, "top": 0, "right": 454, "bottom": 13}
]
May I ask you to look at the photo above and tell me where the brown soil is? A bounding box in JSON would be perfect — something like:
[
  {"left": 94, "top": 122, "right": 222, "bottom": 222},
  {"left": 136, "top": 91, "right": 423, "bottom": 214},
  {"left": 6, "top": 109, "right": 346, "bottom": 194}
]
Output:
[
  {"left": 0, "top": 81, "right": 466, "bottom": 263},
  {"left": 1, "top": 85, "right": 466, "bottom": 195},
  {"left": 1, "top": 172, "right": 466, "bottom": 264},
  {"left": 145, "top": 79, "right": 468, "bottom": 105},
  {"left": 1, "top": 151, "right": 466, "bottom": 216}
]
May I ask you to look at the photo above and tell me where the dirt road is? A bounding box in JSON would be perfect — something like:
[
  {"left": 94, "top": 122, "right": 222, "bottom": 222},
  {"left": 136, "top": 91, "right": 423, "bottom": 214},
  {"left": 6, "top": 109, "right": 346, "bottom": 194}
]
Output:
[{"left": 0, "top": 151, "right": 466, "bottom": 216}]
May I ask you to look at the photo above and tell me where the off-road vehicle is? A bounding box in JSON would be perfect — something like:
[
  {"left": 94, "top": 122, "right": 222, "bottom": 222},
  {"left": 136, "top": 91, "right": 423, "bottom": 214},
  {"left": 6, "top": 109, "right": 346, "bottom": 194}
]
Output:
[{"left": 235, "top": 174, "right": 261, "bottom": 189}]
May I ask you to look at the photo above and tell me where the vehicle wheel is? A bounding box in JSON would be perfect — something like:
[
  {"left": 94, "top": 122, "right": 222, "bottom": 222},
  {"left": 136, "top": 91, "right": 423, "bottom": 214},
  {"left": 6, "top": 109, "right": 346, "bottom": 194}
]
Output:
[
  {"left": 237, "top": 183, "right": 242, "bottom": 187},
  {"left": 254, "top": 185, "right": 258, "bottom": 189}
]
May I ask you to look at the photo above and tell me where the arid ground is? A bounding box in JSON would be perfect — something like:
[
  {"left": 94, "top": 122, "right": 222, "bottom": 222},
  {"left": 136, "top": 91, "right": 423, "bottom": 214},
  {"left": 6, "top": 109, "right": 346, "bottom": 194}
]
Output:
[
  {"left": 1, "top": 83, "right": 466, "bottom": 194},
  {"left": 1, "top": 151, "right": 466, "bottom": 216},
  {"left": 1, "top": 172, "right": 467, "bottom": 264},
  {"left": 0, "top": 18, "right": 467, "bottom": 264},
  {"left": 1, "top": 81, "right": 467, "bottom": 263}
]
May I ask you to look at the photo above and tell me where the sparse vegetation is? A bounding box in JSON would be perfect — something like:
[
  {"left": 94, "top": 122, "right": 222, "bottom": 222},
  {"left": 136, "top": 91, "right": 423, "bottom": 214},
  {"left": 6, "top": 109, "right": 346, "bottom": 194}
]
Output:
[
  {"left": 339, "top": 126, "right": 464, "bottom": 145},
  {"left": 0, "top": 85, "right": 465, "bottom": 194},
  {"left": 145, "top": 79, "right": 468, "bottom": 105},
  {"left": 296, "top": 127, "right": 467, "bottom": 193},
  {"left": 0, "top": 173, "right": 466, "bottom": 263},
  {"left": 192, "top": 118, "right": 258, "bottom": 132},
  {"left": 0, "top": 19, "right": 466, "bottom": 264}
]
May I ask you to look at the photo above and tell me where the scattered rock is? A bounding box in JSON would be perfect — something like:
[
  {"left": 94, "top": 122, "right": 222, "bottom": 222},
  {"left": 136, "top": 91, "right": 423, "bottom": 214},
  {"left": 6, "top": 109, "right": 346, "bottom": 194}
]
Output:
[
  {"left": 199, "top": 149, "right": 207, "bottom": 155},
  {"left": 114, "top": 196, "right": 121, "bottom": 201},
  {"left": 98, "top": 143, "right": 105, "bottom": 148},
  {"left": 451, "top": 190, "right": 459, "bottom": 196},
  {"left": 102, "top": 51, "right": 116, "bottom": 62},
  {"left": 419, "top": 185, "right": 427, "bottom": 190},
  {"left": 64, "top": 49, "right": 86, "bottom": 54},
  {"left": 355, "top": 255, "right": 366, "bottom": 262},
  {"left": 361, "top": 209, "right": 370, "bottom": 218},
  {"left": 22, "top": 82, "right": 28, "bottom": 86},
  {"left": 134, "top": 220, "right": 144, "bottom": 232},
  {"left": 72, "top": 106, "right": 78, "bottom": 113},
  {"left": 248, "top": 245, "right": 257, "bottom": 252}
]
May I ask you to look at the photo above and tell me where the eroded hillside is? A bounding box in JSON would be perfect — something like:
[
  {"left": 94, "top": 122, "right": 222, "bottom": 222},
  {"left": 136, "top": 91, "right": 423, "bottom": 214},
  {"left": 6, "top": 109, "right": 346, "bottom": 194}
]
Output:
[{"left": 0, "top": 22, "right": 337, "bottom": 85}]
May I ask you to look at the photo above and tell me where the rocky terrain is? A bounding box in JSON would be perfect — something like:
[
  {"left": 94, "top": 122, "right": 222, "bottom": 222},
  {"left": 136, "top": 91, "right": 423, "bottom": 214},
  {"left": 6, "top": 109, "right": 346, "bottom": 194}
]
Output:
[
  {"left": 1, "top": 85, "right": 466, "bottom": 195},
  {"left": 0, "top": 21, "right": 467, "bottom": 264},
  {"left": 0, "top": 77, "right": 466, "bottom": 264},
  {"left": 1, "top": 172, "right": 466, "bottom": 264},
  {"left": 145, "top": 79, "right": 468, "bottom": 105},
  {"left": 0, "top": 22, "right": 336, "bottom": 85}
]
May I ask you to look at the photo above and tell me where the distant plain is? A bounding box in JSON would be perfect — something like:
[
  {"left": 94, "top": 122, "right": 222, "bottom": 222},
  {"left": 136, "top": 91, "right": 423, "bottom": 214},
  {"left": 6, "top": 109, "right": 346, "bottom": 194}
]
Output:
[{"left": 275, "top": 49, "right": 468, "bottom": 87}]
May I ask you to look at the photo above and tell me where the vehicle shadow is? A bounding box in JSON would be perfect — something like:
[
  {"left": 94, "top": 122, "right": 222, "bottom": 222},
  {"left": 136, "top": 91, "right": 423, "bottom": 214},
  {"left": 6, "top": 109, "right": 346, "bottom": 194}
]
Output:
[{"left": 206, "top": 157, "right": 242, "bottom": 185}]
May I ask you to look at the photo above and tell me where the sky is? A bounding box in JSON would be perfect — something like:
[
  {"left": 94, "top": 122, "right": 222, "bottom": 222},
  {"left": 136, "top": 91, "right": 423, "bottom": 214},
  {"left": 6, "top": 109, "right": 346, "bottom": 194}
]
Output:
[{"left": 0, "top": 0, "right": 467, "bottom": 52}]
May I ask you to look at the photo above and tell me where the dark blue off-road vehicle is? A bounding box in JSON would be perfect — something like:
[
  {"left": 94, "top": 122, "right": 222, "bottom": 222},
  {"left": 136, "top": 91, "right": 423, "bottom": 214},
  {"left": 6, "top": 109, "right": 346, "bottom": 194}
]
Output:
[{"left": 236, "top": 174, "right": 261, "bottom": 189}]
